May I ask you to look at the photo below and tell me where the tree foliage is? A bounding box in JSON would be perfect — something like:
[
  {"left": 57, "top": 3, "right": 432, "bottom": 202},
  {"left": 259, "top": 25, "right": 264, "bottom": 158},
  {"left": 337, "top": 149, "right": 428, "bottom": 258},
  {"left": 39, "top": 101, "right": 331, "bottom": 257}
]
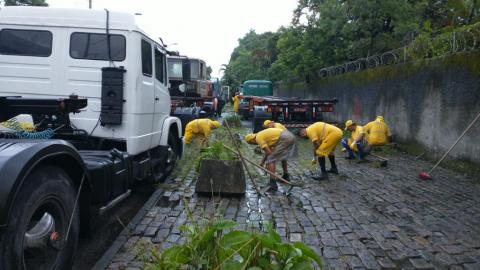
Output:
[
  {"left": 222, "top": 0, "right": 480, "bottom": 85},
  {"left": 5, "top": 0, "right": 48, "bottom": 6}
]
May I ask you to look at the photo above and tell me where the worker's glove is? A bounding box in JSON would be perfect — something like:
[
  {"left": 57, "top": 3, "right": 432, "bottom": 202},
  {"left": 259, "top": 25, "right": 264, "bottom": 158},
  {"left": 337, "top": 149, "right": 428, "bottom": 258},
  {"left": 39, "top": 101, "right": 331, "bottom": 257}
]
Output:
[
  {"left": 350, "top": 142, "right": 356, "bottom": 149},
  {"left": 311, "top": 157, "right": 317, "bottom": 165}
]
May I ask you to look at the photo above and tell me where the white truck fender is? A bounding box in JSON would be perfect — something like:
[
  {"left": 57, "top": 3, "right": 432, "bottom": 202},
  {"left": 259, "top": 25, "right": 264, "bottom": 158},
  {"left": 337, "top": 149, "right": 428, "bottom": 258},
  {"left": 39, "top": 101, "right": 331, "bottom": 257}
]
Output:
[{"left": 159, "top": 116, "right": 182, "bottom": 147}]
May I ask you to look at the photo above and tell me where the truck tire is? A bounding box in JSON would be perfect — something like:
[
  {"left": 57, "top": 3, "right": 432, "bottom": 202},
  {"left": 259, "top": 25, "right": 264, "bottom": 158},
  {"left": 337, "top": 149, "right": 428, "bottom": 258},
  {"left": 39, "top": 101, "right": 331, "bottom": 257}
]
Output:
[
  {"left": 0, "top": 166, "right": 79, "bottom": 270},
  {"left": 161, "top": 132, "right": 179, "bottom": 181},
  {"left": 252, "top": 109, "right": 270, "bottom": 133}
]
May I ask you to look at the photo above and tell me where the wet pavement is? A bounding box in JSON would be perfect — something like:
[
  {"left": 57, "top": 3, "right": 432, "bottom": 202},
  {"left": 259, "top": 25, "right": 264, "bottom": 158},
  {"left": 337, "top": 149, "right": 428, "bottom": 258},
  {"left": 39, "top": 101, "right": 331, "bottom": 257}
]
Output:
[{"left": 99, "top": 126, "right": 480, "bottom": 270}]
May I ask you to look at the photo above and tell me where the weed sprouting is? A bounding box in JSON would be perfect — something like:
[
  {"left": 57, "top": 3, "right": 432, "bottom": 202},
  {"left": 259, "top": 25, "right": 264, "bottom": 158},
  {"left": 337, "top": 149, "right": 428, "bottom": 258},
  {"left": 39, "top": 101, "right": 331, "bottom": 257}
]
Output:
[{"left": 136, "top": 199, "right": 323, "bottom": 270}]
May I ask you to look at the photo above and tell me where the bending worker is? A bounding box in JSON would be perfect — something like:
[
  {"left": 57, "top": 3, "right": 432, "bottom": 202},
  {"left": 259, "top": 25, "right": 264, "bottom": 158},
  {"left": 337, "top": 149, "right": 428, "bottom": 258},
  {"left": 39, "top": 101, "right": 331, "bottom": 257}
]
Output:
[
  {"left": 184, "top": 118, "right": 220, "bottom": 146},
  {"left": 263, "top": 120, "right": 286, "bottom": 130},
  {"left": 342, "top": 120, "right": 370, "bottom": 160},
  {"left": 364, "top": 116, "right": 392, "bottom": 147},
  {"left": 299, "top": 122, "right": 342, "bottom": 180},
  {"left": 232, "top": 92, "right": 242, "bottom": 114},
  {"left": 245, "top": 127, "right": 297, "bottom": 191}
]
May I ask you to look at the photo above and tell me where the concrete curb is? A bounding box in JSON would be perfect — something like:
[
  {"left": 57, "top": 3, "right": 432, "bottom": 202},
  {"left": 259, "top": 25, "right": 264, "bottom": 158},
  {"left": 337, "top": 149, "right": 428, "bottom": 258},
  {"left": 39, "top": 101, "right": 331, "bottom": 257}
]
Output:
[{"left": 92, "top": 188, "right": 164, "bottom": 270}]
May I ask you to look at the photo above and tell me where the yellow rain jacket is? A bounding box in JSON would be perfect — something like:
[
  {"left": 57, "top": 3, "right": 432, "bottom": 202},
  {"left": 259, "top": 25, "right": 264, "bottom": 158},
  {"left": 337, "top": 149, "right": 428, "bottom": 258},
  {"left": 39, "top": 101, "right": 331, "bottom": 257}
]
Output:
[
  {"left": 184, "top": 119, "right": 215, "bottom": 144},
  {"left": 254, "top": 128, "right": 283, "bottom": 149},
  {"left": 232, "top": 95, "right": 241, "bottom": 113},
  {"left": 306, "top": 122, "right": 343, "bottom": 157},
  {"left": 365, "top": 120, "right": 391, "bottom": 146}
]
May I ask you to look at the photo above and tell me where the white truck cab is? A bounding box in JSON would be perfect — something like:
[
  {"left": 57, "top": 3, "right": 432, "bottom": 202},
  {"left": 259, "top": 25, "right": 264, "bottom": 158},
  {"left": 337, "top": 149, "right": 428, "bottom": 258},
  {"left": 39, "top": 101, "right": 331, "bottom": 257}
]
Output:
[{"left": 0, "top": 6, "right": 181, "bottom": 155}]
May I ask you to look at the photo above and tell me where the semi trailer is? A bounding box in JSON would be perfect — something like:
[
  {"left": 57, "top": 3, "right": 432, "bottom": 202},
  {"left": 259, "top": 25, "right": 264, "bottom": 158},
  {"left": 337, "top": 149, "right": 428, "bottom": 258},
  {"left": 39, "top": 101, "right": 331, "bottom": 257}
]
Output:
[{"left": 239, "top": 81, "right": 338, "bottom": 132}]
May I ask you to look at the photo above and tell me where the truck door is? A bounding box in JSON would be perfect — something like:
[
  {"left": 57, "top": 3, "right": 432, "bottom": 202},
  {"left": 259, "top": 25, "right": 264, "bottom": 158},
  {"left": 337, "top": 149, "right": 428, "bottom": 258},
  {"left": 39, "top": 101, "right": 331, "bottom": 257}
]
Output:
[{"left": 151, "top": 47, "right": 170, "bottom": 147}]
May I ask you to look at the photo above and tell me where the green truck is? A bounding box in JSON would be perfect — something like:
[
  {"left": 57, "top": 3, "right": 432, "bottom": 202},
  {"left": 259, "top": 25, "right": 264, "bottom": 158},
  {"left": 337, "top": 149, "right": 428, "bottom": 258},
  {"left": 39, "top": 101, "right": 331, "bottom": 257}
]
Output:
[
  {"left": 242, "top": 80, "right": 273, "bottom": 96},
  {"left": 238, "top": 80, "right": 273, "bottom": 119}
]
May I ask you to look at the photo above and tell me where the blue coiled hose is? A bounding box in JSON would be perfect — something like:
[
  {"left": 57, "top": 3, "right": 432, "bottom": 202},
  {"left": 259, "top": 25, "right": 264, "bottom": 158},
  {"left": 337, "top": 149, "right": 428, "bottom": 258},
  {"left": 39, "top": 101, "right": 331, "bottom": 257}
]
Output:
[
  {"left": 1, "top": 118, "right": 55, "bottom": 139},
  {"left": 15, "top": 129, "right": 54, "bottom": 139}
]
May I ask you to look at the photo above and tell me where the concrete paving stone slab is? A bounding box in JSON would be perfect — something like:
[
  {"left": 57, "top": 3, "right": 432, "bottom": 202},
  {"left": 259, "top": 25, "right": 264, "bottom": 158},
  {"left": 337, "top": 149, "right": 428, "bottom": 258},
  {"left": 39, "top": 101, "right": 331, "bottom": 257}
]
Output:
[
  {"left": 376, "top": 257, "right": 397, "bottom": 269},
  {"left": 341, "top": 255, "right": 364, "bottom": 269},
  {"left": 323, "top": 258, "right": 348, "bottom": 269},
  {"left": 387, "top": 249, "right": 407, "bottom": 262},
  {"left": 144, "top": 226, "right": 158, "bottom": 237},
  {"left": 357, "top": 249, "right": 381, "bottom": 269},
  {"left": 133, "top": 224, "right": 147, "bottom": 235},
  {"left": 463, "top": 262, "right": 480, "bottom": 270},
  {"left": 139, "top": 217, "right": 153, "bottom": 225},
  {"left": 321, "top": 237, "right": 338, "bottom": 247},
  {"left": 323, "top": 247, "right": 340, "bottom": 259},
  {"left": 289, "top": 233, "right": 302, "bottom": 242},
  {"left": 453, "top": 254, "right": 476, "bottom": 264},
  {"left": 339, "top": 246, "right": 356, "bottom": 255},
  {"left": 440, "top": 244, "right": 467, "bottom": 255},
  {"left": 408, "top": 258, "right": 435, "bottom": 269}
]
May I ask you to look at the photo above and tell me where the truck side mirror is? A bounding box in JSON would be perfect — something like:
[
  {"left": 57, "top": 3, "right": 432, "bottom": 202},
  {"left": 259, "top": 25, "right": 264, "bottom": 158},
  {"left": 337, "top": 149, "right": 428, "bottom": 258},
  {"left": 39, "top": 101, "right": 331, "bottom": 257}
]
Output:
[{"left": 182, "top": 59, "right": 191, "bottom": 82}]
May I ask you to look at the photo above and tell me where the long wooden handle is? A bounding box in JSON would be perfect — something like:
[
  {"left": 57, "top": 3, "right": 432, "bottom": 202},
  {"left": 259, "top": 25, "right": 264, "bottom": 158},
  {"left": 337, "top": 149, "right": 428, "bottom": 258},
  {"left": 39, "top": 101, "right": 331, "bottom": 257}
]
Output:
[
  {"left": 223, "top": 144, "right": 294, "bottom": 186},
  {"left": 428, "top": 111, "right": 480, "bottom": 174}
]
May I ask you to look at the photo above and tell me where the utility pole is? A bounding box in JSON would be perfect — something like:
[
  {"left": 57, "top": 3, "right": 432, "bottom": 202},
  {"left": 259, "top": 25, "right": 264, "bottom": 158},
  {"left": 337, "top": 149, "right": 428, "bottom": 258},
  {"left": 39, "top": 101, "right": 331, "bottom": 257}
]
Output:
[{"left": 89, "top": 0, "right": 92, "bottom": 9}]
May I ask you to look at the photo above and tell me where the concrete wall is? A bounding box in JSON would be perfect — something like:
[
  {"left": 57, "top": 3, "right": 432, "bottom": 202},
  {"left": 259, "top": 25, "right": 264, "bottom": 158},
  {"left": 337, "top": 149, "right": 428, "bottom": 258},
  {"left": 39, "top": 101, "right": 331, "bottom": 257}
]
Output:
[{"left": 276, "top": 51, "right": 480, "bottom": 164}]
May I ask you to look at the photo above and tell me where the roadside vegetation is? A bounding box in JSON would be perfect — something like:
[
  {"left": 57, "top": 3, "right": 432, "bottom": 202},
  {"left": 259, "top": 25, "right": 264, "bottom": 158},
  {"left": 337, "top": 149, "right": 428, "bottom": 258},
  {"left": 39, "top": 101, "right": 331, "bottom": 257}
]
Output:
[
  {"left": 222, "top": 0, "right": 480, "bottom": 88},
  {"left": 136, "top": 200, "right": 322, "bottom": 270}
]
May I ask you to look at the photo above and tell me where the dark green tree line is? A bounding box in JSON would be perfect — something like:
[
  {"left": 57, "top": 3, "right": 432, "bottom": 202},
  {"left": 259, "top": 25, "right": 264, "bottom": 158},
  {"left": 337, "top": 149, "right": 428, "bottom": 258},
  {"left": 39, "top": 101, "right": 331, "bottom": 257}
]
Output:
[{"left": 223, "top": 0, "right": 480, "bottom": 86}]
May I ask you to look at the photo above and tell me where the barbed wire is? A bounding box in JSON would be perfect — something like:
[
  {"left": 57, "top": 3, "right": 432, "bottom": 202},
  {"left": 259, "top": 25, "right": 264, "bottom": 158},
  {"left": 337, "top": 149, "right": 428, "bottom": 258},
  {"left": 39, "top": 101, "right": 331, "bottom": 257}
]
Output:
[{"left": 315, "top": 25, "right": 480, "bottom": 78}]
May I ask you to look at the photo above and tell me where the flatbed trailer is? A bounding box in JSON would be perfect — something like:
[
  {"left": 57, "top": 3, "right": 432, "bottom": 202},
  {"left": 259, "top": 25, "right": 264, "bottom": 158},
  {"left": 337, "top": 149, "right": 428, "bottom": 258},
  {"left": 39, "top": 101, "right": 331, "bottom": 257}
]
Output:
[{"left": 242, "top": 95, "right": 338, "bottom": 132}]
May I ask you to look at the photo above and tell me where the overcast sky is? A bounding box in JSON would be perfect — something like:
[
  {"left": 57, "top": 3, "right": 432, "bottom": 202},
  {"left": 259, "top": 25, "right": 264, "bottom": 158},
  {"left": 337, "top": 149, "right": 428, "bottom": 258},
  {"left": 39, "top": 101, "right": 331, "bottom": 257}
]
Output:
[{"left": 48, "top": 0, "right": 297, "bottom": 78}]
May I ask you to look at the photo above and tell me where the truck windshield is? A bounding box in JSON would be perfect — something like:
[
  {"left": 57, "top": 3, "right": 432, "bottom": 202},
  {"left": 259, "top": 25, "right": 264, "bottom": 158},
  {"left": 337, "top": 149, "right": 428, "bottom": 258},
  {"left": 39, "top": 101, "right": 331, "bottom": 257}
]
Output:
[
  {"left": 190, "top": 60, "right": 199, "bottom": 79},
  {"left": 168, "top": 59, "right": 183, "bottom": 78}
]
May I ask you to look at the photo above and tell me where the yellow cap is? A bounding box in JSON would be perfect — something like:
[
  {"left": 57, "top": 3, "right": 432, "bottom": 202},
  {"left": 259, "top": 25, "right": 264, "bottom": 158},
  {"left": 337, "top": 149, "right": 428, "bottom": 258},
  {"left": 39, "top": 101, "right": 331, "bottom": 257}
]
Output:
[
  {"left": 244, "top": 133, "right": 256, "bottom": 143},
  {"left": 376, "top": 115, "right": 384, "bottom": 122},
  {"left": 345, "top": 120, "right": 354, "bottom": 130},
  {"left": 263, "top": 120, "right": 272, "bottom": 127},
  {"left": 212, "top": 120, "right": 220, "bottom": 128}
]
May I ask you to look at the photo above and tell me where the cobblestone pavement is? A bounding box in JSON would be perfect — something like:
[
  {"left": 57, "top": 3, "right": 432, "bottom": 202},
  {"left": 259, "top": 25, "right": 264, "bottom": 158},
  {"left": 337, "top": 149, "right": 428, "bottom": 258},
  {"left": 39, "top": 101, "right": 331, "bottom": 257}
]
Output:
[{"left": 104, "top": 130, "right": 480, "bottom": 270}]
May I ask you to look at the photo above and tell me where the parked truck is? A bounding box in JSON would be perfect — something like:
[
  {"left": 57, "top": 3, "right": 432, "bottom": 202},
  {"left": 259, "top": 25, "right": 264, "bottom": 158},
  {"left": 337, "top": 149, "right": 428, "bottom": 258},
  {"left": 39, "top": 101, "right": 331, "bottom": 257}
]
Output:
[
  {"left": 167, "top": 55, "right": 216, "bottom": 131},
  {"left": 0, "top": 7, "right": 183, "bottom": 269},
  {"left": 238, "top": 80, "right": 273, "bottom": 119},
  {"left": 239, "top": 80, "right": 338, "bottom": 132}
]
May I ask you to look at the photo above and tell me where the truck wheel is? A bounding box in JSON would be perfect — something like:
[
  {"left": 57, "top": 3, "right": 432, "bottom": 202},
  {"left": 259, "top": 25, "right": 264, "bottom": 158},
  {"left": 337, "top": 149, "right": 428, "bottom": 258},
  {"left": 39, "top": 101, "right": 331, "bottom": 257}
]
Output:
[
  {"left": 162, "top": 132, "right": 179, "bottom": 180},
  {"left": 252, "top": 109, "right": 270, "bottom": 133},
  {"left": 0, "top": 166, "right": 79, "bottom": 270}
]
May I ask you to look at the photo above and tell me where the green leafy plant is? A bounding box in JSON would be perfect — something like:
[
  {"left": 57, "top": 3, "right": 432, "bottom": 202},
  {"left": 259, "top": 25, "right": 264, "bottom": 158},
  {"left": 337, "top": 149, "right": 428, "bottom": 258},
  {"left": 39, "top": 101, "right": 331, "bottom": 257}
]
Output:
[
  {"left": 139, "top": 218, "right": 322, "bottom": 270},
  {"left": 195, "top": 141, "right": 236, "bottom": 172}
]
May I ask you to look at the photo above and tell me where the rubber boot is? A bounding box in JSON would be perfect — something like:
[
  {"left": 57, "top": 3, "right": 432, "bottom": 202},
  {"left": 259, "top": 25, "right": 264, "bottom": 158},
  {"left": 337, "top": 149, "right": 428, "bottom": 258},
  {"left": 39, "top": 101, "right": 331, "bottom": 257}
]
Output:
[
  {"left": 269, "top": 178, "right": 278, "bottom": 191},
  {"left": 312, "top": 157, "right": 329, "bottom": 180},
  {"left": 327, "top": 156, "right": 339, "bottom": 174},
  {"left": 282, "top": 173, "right": 290, "bottom": 181}
]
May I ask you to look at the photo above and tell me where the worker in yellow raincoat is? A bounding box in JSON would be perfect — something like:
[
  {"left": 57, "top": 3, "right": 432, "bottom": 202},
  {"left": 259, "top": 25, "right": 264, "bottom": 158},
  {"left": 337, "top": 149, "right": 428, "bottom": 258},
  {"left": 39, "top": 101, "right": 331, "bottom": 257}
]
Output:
[
  {"left": 364, "top": 116, "right": 392, "bottom": 146},
  {"left": 263, "top": 120, "right": 286, "bottom": 130},
  {"left": 245, "top": 127, "right": 297, "bottom": 191},
  {"left": 184, "top": 118, "right": 220, "bottom": 146},
  {"left": 342, "top": 120, "right": 370, "bottom": 160},
  {"left": 299, "top": 122, "right": 343, "bottom": 180},
  {"left": 232, "top": 92, "right": 242, "bottom": 114}
]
